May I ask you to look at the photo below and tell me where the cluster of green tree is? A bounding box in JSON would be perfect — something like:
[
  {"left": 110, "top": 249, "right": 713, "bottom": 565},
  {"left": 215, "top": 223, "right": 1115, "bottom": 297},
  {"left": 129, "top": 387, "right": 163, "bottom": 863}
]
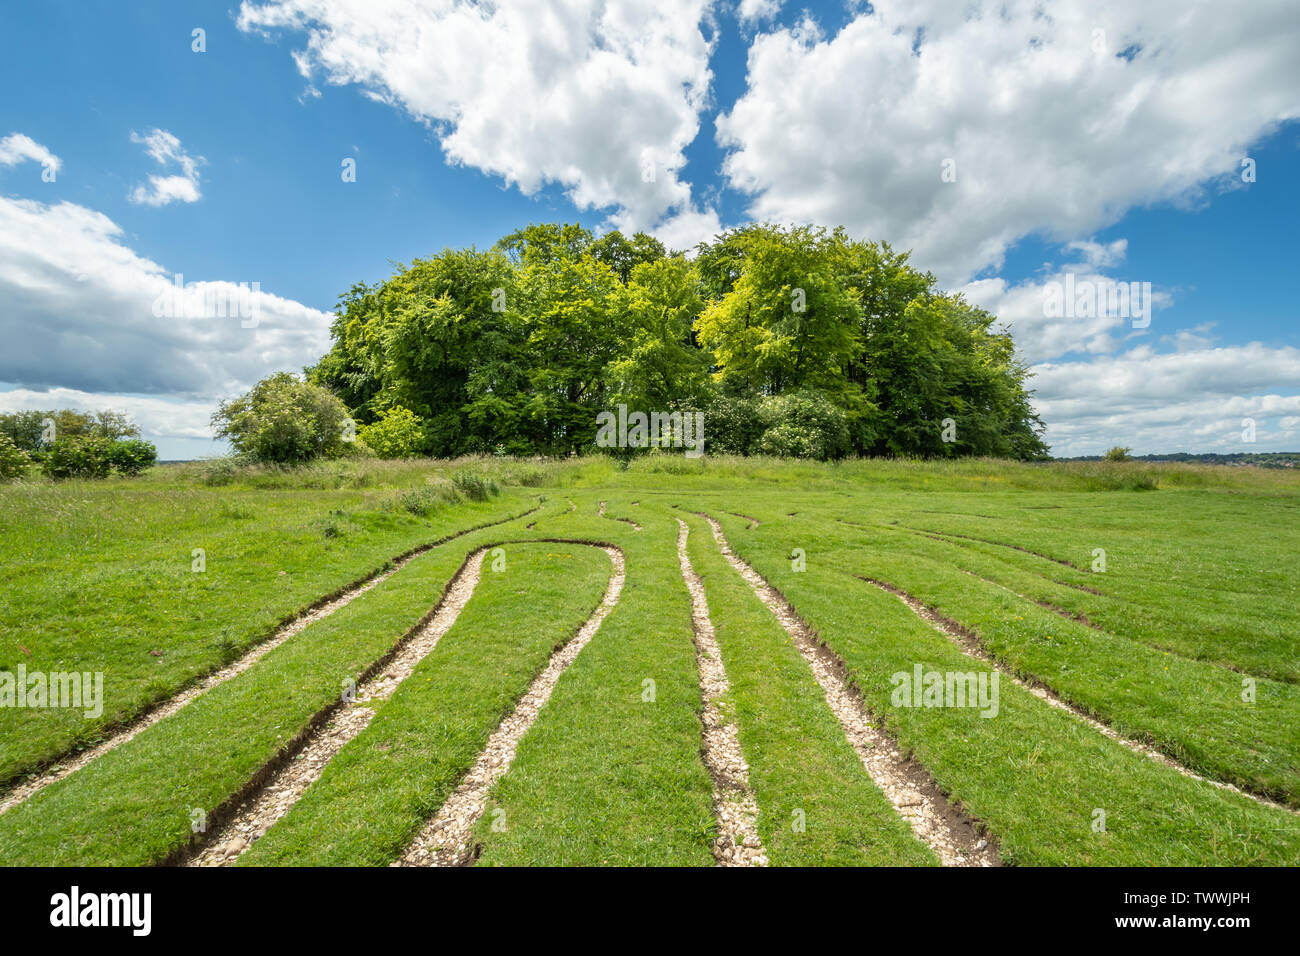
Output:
[
  {"left": 267, "top": 222, "right": 1049, "bottom": 462},
  {"left": 0, "top": 409, "right": 157, "bottom": 481}
]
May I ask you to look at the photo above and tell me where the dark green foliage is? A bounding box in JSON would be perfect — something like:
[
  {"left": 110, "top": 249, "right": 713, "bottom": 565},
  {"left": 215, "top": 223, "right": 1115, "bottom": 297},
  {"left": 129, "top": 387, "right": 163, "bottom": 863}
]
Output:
[
  {"left": 42, "top": 437, "right": 113, "bottom": 479},
  {"left": 212, "top": 372, "right": 354, "bottom": 464},
  {"left": 0, "top": 408, "right": 142, "bottom": 457},
  {"left": 106, "top": 438, "right": 158, "bottom": 476},
  {"left": 308, "top": 222, "right": 1050, "bottom": 460},
  {"left": 40, "top": 435, "right": 158, "bottom": 480}
]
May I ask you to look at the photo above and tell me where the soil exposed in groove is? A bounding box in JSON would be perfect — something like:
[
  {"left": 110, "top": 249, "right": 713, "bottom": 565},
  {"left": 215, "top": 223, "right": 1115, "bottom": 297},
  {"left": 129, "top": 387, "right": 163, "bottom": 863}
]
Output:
[
  {"left": 0, "top": 502, "right": 540, "bottom": 816},
  {"left": 958, "top": 569, "right": 1265, "bottom": 681},
  {"left": 725, "top": 511, "right": 760, "bottom": 529},
  {"left": 901, "top": 525, "right": 1082, "bottom": 570},
  {"left": 598, "top": 500, "right": 643, "bottom": 531},
  {"left": 703, "top": 514, "right": 999, "bottom": 867},
  {"left": 675, "top": 519, "right": 768, "bottom": 867},
  {"left": 860, "top": 575, "right": 1297, "bottom": 815},
  {"left": 397, "top": 544, "right": 625, "bottom": 867},
  {"left": 187, "top": 549, "right": 490, "bottom": 866},
  {"left": 960, "top": 568, "right": 1102, "bottom": 627},
  {"left": 866, "top": 522, "right": 1106, "bottom": 596}
]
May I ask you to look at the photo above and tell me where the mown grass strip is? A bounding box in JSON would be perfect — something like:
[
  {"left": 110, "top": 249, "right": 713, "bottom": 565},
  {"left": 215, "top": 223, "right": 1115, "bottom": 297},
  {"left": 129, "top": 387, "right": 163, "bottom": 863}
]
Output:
[
  {"left": 722, "top": 503, "right": 1300, "bottom": 806},
  {"left": 470, "top": 498, "right": 718, "bottom": 866},
  {"left": 841, "top": 546, "right": 1298, "bottom": 806},
  {"left": 398, "top": 545, "right": 623, "bottom": 866},
  {"left": 682, "top": 513, "right": 938, "bottom": 866},
  {"left": 709, "top": 511, "right": 1300, "bottom": 865},
  {"left": 240, "top": 542, "right": 614, "bottom": 866},
  {"left": 891, "top": 523, "right": 1298, "bottom": 683},
  {"left": 0, "top": 501, "right": 562, "bottom": 866},
  {"left": 0, "top": 491, "right": 537, "bottom": 787},
  {"left": 882, "top": 489, "right": 1300, "bottom": 683},
  {"left": 0, "top": 499, "right": 542, "bottom": 814}
]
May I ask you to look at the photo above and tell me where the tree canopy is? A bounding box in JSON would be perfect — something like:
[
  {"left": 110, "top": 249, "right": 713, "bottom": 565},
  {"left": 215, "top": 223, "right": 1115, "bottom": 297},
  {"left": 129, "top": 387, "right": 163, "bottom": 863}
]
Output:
[{"left": 305, "top": 222, "right": 1049, "bottom": 461}]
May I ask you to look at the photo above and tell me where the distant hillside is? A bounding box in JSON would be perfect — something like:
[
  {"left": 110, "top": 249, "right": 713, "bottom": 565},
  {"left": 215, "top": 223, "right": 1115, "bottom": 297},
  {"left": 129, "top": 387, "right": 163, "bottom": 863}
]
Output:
[{"left": 1060, "top": 451, "right": 1300, "bottom": 468}]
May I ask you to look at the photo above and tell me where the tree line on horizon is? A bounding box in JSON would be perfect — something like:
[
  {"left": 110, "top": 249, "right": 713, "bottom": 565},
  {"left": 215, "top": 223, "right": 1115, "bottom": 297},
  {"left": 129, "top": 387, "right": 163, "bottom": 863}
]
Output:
[{"left": 295, "top": 222, "right": 1049, "bottom": 462}]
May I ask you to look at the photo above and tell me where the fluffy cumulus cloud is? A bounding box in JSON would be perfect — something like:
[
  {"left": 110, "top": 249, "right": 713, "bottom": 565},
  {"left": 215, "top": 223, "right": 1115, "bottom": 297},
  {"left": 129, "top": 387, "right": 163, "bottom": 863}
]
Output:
[
  {"left": 1030, "top": 344, "right": 1300, "bottom": 455},
  {"left": 736, "top": 0, "right": 782, "bottom": 25},
  {"left": 0, "top": 195, "right": 332, "bottom": 402},
  {"left": 128, "top": 128, "right": 203, "bottom": 206},
  {"left": 716, "top": 0, "right": 1300, "bottom": 284},
  {"left": 960, "top": 239, "right": 1171, "bottom": 364},
  {"left": 237, "top": 0, "right": 722, "bottom": 248},
  {"left": 0, "top": 133, "right": 62, "bottom": 174},
  {"left": 959, "top": 240, "right": 1299, "bottom": 454}
]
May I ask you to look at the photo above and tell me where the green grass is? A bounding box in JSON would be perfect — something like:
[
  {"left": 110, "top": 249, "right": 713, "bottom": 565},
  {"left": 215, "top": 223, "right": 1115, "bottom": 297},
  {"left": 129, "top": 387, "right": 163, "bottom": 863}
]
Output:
[
  {"left": 3, "top": 454, "right": 1298, "bottom": 866},
  {"left": 0, "top": 499, "right": 563, "bottom": 865},
  {"left": 681, "top": 512, "right": 938, "bottom": 865},
  {"left": 471, "top": 498, "right": 717, "bottom": 866},
  {"left": 240, "top": 542, "right": 613, "bottom": 866},
  {"left": 0, "top": 475, "right": 535, "bottom": 786},
  {"left": 703, "top": 509, "right": 1300, "bottom": 865}
]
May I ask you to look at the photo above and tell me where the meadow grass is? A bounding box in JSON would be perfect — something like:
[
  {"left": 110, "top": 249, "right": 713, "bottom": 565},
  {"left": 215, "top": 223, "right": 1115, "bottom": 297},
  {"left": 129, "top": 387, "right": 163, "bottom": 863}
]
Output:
[
  {"left": 0, "top": 474, "right": 534, "bottom": 785},
  {"left": 2, "top": 454, "right": 1297, "bottom": 865},
  {"left": 681, "top": 511, "right": 938, "bottom": 865},
  {"left": 471, "top": 498, "right": 717, "bottom": 866},
  {"left": 0, "top": 500, "right": 562, "bottom": 865},
  {"left": 240, "top": 541, "right": 612, "bottom": 865}
]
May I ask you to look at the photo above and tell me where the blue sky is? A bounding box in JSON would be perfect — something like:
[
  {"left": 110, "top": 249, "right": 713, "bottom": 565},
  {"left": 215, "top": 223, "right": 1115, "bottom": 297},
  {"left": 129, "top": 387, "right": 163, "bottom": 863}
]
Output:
[{"left": 2, "top": 0, "right": 1298, "bottom": 458}]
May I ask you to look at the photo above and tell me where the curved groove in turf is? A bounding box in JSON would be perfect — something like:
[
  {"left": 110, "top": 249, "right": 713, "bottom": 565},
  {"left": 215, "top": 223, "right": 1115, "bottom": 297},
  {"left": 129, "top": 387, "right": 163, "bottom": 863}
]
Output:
[
  {"left": 676, "top": 518, "right": 768, "bottom": 867},
  {"left": 841, "top": 518, "right": 1272, "bottom": 684},
  {"left": 898, "top": 525, "right": 1085, "bottom": 571},
  {"left": 882, "top": 524, "right": 1104, "bottom": 595},
  {"left": 956, "top": 567, "right": 1276, "bottom": 684},
  {"left": 0, "top": 501, "right": 542, "bottom": 817},
  {"left": 397, "top": 541, "right": 624, "bottom": 866},
  {"left": 598, "top": 499, "right": 643, "bottom": 531},
  {"left": 188, "top": 548, "right": 492, "bottom": 865},
  {"left": 703, "top": 514, "right": 1000, "bottom": 866},
  {"left": 859, "top": 575, "right": 1298, "bottom": 816},
  {"left": 175, "top": 535, "right": 622, "bottom": 866}
]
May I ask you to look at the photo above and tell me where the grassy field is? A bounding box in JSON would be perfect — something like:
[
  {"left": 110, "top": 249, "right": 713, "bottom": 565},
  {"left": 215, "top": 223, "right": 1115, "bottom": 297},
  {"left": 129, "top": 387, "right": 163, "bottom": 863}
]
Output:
[{"left": 1, "top": 455, "right": 1297, "bottom": 865}]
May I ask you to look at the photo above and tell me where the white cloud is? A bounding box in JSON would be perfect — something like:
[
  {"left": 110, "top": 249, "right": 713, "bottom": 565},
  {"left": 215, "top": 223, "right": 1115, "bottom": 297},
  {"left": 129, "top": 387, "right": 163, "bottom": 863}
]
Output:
[
  {"left": 736, "top": 0, "right": 782, "bottom": 24},
  {"left": 237, "top": 0, "right": 721, "bottom": 243},
  {"left": 0, "top": 133, "right": 61, "bottom": 174},
  {"left": 716, "top": 0, "right": 1300, "bottom": 284},
  {"left": 1029, "top": 344, "right": 1300, "bottom": 455},
  {"left": 960, "top": 239, "right": 1172, "bottom": 363},
  {"left": 1063, "top": 238, "right": 1127, "bottom": 270},
  {"left": 128, "top": 128, "right": 203, "bottom": 206},
  {"left": 0, "top": 196, "right": 332, "bottom": 400},
  {"left": 0, "top": 387, "right": 216, "bottom": 441}
]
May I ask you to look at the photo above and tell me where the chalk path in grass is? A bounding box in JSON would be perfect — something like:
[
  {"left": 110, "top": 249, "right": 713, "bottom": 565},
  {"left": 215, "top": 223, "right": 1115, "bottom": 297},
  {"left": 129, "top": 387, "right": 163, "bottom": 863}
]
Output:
[
  {"left": 861, "top": 576, "right": 1299, "bottom": 816},
  {"left": 598, "top": 499, "right": 643, "bottom": 531},
  {"left": 0, "top": 503, "right": 538, "bottom": 818},
  {"left": 397, "top": 544, "right": 624, "bottom": 866},
  {"left": 187, "top": 547, "right": 492, "bottom": 866},
  {"left": 676, "top": 518, "right": 769, "bottom": 867},
  {"left": 703, "top": 514, "right": 998, "bottom": 866},
  {"left": 955, "top": 567, "right": 1261, "bottom": 680}
]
